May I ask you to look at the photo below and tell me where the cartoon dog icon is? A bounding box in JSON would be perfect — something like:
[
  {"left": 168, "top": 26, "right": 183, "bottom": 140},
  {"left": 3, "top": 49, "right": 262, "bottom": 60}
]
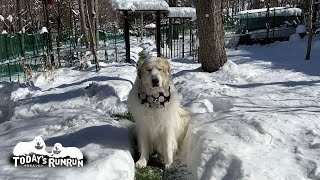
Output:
[
  {"left": 51, "top": 143, "right": 83, "bottom": 159},
  {"left": 13, "top": 136, "right": 48, "bottom": 156}
]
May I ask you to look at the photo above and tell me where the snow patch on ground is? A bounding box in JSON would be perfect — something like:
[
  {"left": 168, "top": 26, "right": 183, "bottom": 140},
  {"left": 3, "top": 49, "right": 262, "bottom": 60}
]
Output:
[
  {"left": 0, "top": 63, "right": 137, "bottom": 180},
  {"left": 1, "top": 34, "right": 320, "bottom": 179}
]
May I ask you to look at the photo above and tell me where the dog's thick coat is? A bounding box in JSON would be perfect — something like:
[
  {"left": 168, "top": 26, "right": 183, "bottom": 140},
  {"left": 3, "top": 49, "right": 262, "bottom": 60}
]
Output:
[{"left": 128, "top": 57, "right": 189, "bottom": 169}]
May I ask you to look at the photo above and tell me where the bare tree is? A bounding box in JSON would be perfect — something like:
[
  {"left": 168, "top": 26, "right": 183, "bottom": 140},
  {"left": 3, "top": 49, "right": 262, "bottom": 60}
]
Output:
[
  {"left": 86, "top": 0, "right": 100, "bottom": 71},
  {"left": 305, "top": 0, "right": 313, "bottom": 60},
  {"left": 16, "top": 0, "right": 25, "bottom": 56},
  {"left": 195, "top": 0, "right": 227, "bottom": 72},
  {"left": 78, "top": 0, "right": 89, "bottom": 47}
]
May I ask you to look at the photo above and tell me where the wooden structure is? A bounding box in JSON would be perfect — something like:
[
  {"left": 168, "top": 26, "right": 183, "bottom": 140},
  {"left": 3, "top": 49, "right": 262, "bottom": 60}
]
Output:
[{"left": 112, "top": 0, "right": 169, "bottom": 63}]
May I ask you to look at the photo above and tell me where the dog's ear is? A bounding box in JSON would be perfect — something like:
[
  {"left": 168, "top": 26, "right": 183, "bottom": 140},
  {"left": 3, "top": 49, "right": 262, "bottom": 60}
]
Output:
[{"left": 162, "top": 58, "right": 170, "bottom": 75}]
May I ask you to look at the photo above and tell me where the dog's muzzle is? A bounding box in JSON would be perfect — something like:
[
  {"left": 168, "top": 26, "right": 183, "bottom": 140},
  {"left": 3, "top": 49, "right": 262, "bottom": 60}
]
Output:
[
  {"left": 53, "top": 150, "right": 61, "bottom": 154},
  {"left": 152, "top": 78, "right": 159, "bottom": 87},
  {"left": 138, "top": 86, "right": 171, "bottom": 108},
  {"left": 35, "top": 145, "right": 44, "bottom": 150}
]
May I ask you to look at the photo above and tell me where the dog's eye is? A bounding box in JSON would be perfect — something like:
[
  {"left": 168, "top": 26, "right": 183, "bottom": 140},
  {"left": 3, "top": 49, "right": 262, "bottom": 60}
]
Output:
[
  {"left": 147, "top": 69, "right": 152, "bottom": 72},
  {"left": 158, "top": 68, "right": 163, "bottom": 71}
]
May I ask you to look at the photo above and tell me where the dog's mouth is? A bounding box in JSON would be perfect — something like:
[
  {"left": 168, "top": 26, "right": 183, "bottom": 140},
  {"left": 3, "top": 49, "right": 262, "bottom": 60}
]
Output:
[
  {"left": 53, "top": 150, "right": 61, "bottom": 154},
  {"left": 35, "top": 145, "right": 44, "bottom": 150}
]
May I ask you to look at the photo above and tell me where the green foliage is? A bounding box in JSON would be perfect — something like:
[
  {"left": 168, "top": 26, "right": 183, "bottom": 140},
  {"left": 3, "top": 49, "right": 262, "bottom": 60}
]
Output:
[
  {"left": 137, "top": 50, "right": 146, "bottom": 64},
  {"left": 135, "top": 166, "right": 163, "bottom": 180},
  {"left": 111, "top": 111, "right": 134, "bottom": 122}
]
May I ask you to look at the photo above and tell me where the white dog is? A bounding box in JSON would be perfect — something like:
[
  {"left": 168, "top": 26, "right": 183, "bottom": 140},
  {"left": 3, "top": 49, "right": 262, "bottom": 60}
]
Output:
[
  {"left": 13, "top": 136, "right": 48, "bottom": 156},
  {"left": 128, "top": 57, "right": 189, "bottom": 169},
  {"left": 51, "top": 143, "right": 83, "bottom": 159}
]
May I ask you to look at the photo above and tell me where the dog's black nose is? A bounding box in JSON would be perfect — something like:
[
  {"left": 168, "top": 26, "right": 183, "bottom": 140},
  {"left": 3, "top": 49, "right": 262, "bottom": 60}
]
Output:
[{"left": 152, "top": 78, "right": 159, "bottom": 87}]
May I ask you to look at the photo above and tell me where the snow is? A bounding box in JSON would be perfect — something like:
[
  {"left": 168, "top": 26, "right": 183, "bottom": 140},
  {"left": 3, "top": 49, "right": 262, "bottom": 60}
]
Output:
[
  {"left": 237, "top": 7, "right": 302, "bottom": 18},
  {"left": 0, "top": 63, "right": 136, "bottom": 179},
  {"left": 1, "top": 34, "right": 320, "bottom": 179},
  {"left": 296, "top": 24, "right": 307, "bottom": 34},
  {"left": 7, "top": 15, "right": 13, "bottom": 22},
  {"left": 176, "top": 35, "right": 320, "bottom": 179},
  {"left": 72, "top": 9, "right": 80, "bottom": 15},
  {"left": 249, "top": 26, "right": 296, "bottom": 39},
  {"left": 167, "top": 7, "right": 196, "bottom": 20},
  {"left": 144, "top": 23, "right": 156, "bottom": 29},
  {"left": 39, "top": 27, "right": 48, "bottom": 34},
  {"left": 289, "top": 33, "right": 301, "bottom": 41},
  {"left": 1, "top": 30, "right": 8, "bottom": 34},
  {"left": 0, "top": 15, "right": 4, "bottom": 21},
  {"left": 112, "top": 0, "right": 169, "bottom": 11}
]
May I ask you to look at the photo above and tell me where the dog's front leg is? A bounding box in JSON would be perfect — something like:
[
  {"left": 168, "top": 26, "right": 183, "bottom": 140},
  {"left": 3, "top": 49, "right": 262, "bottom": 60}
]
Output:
[
  {"left": 136, "top": 129, "right": 149, "bottom": 168},
  {"left": 163, "top": 129, "right": 177, "bottom": 170}
]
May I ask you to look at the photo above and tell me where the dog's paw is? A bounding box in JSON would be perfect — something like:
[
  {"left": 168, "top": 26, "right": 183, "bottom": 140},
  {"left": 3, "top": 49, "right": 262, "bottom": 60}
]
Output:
[
  {"left": 135, "top": 159, "right": 147, "bottom": 168},
  {"left": 165, "top": 163, "right": 175, "bottom": 172}
]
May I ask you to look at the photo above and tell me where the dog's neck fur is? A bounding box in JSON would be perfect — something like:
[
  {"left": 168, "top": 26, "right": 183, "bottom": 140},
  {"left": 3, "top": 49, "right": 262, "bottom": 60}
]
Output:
[{"left": 138, "top": 86, "right": 171, "bottom": 108}]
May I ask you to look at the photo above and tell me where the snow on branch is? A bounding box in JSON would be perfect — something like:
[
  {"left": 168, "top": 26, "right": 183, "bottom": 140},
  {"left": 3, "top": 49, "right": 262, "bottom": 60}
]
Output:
[
  {"left": 167, "top": 7, "right": 196, "bottom": 20},
  {"left": 112, "top": 0, "right": 169, "bottom": 11}
]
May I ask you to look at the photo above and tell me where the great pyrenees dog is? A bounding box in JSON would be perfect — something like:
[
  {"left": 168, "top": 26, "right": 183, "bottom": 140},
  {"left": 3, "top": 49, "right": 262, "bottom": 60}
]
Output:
[
  {"left": 51, "top": 143, "right": 83, "bottom": 159},
  {"left": 13, "top": 136, "right": 48, "bottom": 156},
  {"left": 128, "top": 57, "right": 189, "bottom": 169}
]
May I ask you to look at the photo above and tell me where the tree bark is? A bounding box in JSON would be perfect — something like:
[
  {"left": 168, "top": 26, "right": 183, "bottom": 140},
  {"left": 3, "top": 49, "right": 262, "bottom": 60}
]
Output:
[
  {"left": 305, "top": 0, "right": 313, "bottom": 60},
  {"left": 85, "top": 0, "right": 100, "bottom": 71},
  {"left": 94, "top": 0, "right": 99, "bottom": 48},
  {"left": 78, "top": 0, "right": 89, "bottom": 47},
  {"left": 17, "top": 0, "right": 25, "bottom": 56},
  {"left": 169, "top": 0, "right": 178, "bottom": 6},
  {"left": 195, "top": 0, "right": 227, "bottom": 72}
]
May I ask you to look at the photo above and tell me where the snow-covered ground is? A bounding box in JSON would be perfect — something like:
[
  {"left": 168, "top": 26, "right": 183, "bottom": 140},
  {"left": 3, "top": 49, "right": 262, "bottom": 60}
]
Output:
[{"left": 0, "top": 34, "right": 320, "bottom": 179}]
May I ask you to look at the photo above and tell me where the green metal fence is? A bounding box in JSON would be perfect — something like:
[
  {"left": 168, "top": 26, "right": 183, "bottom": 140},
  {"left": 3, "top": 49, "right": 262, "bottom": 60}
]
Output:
[
  {"left": 0, "top": 30, "right": 126, "bottom": 82},
  {"left": 0, "top": 33, "right": 48, "bottom": 82}
]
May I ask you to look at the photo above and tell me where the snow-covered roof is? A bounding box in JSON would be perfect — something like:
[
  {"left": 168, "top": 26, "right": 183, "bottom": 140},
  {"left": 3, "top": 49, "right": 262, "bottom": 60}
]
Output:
[
  {"left": 145, "top": 23, "right": 156, "bottom": 28},
  {"left": 112, "top": 0, "right": 169, "bottom": 11},
  {"left": 167, "top": 7, "right": 196, "bottom": 20},
  {"left": 237, "top": 7, "right": 302, "bottom": 18}
]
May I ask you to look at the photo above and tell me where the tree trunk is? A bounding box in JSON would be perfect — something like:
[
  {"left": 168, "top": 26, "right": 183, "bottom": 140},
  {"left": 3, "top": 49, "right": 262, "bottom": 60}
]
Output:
[
  {"left": 140, "top": 13, "right": 144, "bottom": 41},
  {"left": 17, "top": 0, "right": 25, "bottom": 56},
  {"left": 305, "top": 0, "right": 313, "bottom": 60},
  {"left": 195, "top": 0, "right": 227, "bottom": 72},
  {"left": 87, "top": 0, "right": 99, "bottom": 47},
  {"left": 57, "top": 1, "right": 62, "bottom": 66},
  {"left": 78, "top": 0, "right": 89, "bottom": 47},
  {"left": 27, "top": 0, "right": 35, "bottom": 33},
  {"left": 94, "top": 0, "right": 99, "bottom": 48},
  {"left": 169, "top": 0, "right": 178, "bottom": 6},
  {"left": 85, "top": 0, "right": 100, "bottom": 71}
]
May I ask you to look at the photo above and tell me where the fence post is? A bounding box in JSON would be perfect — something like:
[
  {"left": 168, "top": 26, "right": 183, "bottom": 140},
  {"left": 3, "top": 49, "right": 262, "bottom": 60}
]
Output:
[
  {"left": 182, "top": 18, "right": 185, "bottom": 58},
  {"left": 156, "top": 10, "right": 161, "bottom": 57},
  {"left": 246, "top": 12, "right": 249, "bottom": 45},
  {"left": 273, "top": 7, "right": 276, "bottom": 39},
  {"left": 123, "top": 10, "right": 130, "bottom": 63},
  {"left": 189, "top": 20, "right": 192, "bottom": 57}
]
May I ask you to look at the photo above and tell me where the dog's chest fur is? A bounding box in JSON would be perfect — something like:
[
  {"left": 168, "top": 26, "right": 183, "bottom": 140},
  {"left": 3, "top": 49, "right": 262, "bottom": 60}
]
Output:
[{"left": 128, "top": 81, "right": 182, "bottom": 139}]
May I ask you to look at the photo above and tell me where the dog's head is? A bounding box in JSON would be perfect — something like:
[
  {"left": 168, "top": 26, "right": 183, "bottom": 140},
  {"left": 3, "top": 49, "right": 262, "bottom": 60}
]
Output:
[
  {"left": 52, "top": 143, "right": 63, "bottom": 154},
  {"left": 33, "top": 136, "right": 46, "bottom": 150},
  {"left": 137, "top": 57, "right": 171, "bottom": 94}
]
